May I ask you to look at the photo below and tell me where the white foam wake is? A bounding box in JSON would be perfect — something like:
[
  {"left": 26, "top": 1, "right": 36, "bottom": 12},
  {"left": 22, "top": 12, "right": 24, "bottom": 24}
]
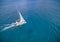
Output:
[{"left": 1, "top": 23, "right": 16, "bottom": 32}]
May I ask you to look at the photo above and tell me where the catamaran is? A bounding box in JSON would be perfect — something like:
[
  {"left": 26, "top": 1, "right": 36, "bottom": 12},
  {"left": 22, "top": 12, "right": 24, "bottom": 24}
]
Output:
[
  {"left": 1, "top": 11, "right": 27, "bottom": 31},
  {"left": 15, "top": 11, "right": 26, "bottom": 26}
]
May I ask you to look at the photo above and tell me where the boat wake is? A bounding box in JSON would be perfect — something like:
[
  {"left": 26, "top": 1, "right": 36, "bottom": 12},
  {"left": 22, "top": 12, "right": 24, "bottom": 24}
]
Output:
[{"left": 1, "top": 23, "right": 15, "bottom": 31}]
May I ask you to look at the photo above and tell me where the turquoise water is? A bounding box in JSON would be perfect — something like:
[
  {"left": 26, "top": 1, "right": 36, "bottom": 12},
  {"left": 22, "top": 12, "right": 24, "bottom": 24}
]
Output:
[{"left": 0, "top": 0, "right": 60, "bottom": 42}]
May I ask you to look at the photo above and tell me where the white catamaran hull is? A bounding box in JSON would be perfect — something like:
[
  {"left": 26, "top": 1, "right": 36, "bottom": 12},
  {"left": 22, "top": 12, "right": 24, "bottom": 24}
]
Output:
[{"left": 16, "top": 20, "right": 26, "bottom": 26}]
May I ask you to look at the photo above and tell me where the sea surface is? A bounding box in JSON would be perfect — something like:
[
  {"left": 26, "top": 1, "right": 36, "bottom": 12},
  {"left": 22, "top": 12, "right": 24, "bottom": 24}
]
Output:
[{"left": 0, "top": 0, "right": 60, "bottom": 42}]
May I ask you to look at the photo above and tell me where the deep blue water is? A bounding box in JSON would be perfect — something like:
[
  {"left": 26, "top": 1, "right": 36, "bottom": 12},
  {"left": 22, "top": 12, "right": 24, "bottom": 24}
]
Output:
[{"left": 0, "top": 0, "right": 60, "bottom": 42}]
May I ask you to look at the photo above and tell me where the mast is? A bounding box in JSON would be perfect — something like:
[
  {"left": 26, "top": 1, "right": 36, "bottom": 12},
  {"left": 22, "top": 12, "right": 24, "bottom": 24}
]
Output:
[
  {"left": 16, "top": 5, "right": 26, "bottom": 23},
  {"left": 18, "top": 11, "right": 26, "bottom": 22}
]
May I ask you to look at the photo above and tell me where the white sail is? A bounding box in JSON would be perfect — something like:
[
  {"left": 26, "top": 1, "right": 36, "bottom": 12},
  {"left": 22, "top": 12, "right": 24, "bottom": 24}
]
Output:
[
  {"left": 18, "top": 11, "right": 25, "bottom": 21},
  {"left": 16, "top": 11, "right": 27, "bottom": 26}
]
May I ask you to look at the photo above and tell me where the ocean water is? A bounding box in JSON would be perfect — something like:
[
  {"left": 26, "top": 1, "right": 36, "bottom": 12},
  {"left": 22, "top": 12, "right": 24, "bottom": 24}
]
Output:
[{"left": 0, "top": 0, "right": 60, "bottom": 42}]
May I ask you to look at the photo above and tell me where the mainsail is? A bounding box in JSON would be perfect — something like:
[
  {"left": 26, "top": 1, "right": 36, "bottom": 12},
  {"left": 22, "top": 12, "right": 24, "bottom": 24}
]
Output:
[{"left": 16, "top": 11, "right": 27, "bottom": 26}]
